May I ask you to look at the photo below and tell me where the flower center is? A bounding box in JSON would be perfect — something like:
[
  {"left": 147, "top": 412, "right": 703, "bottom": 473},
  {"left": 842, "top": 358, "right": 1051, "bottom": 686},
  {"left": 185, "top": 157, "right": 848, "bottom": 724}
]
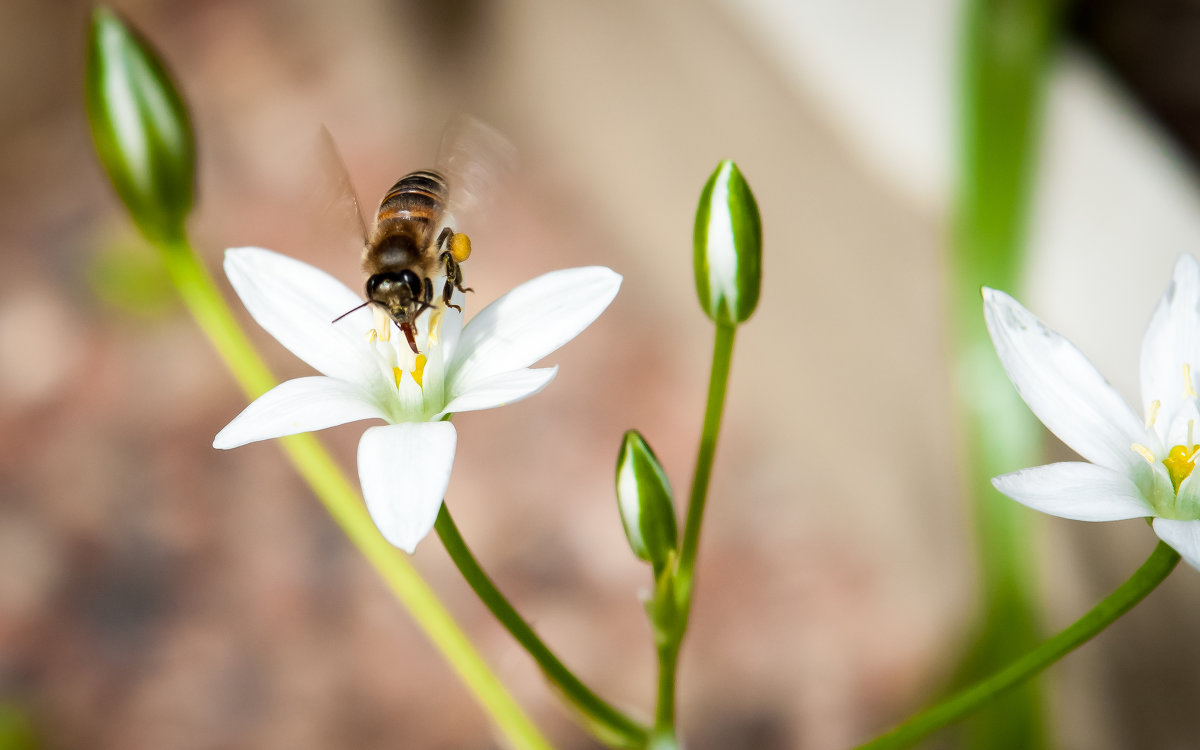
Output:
[
  {"left": 1164, "top": 443, "right": 1200, "bottom": 493},
  {"left": 1133, "top": 364, "right": 1200, "bottom": 501},
  {"left": 393, "top": 354, "right": 428, "bottom": 388}
]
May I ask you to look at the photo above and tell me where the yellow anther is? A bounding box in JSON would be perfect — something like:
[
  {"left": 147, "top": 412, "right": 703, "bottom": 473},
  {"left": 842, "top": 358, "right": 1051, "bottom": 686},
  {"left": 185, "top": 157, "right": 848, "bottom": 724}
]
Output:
[
  {"left": 1186, "top": 364, "right": 1196, "bottom": 399},
  {"left": 412, "top": 354, "right": 428, "bottom": 387},
  {"left": 428, "top": 309, "right": 444, "bottom": 345},
  {"left": 1132, "top": 443, "right": 1157, "bottom": 465},
  {"left": 366, "top": 328, "right": 378, "bottom": 343},
  {"left": 450, "top": 232, "right": 472, "bottom": 262},
  {"left": 1190, "top": 419, "right": 1196, "bottom": 448},
  {"left": 1146, "top": 399, "right": 1162, "bottom": 430},
  {"left": 392, "top": 366, "right": 403, "bottom": 388}
]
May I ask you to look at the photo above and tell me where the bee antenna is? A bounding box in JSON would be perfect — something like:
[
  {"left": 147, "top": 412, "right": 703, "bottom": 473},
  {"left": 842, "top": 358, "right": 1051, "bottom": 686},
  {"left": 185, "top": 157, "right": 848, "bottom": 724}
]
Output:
[{"left": 331, "top": 300, "right": 372, "bottom": 324}]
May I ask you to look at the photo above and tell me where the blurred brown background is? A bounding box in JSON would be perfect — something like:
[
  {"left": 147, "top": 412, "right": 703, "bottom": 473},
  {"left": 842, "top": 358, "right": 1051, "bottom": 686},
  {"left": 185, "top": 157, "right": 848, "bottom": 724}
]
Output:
[{"left": 4, "top": 1, "right": 1200, "bottom": 749}]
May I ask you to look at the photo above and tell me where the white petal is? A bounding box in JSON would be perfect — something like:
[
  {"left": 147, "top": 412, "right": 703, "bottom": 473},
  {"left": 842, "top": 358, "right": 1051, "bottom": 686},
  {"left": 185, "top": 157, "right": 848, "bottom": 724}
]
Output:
[
  {"left": 213, "top": 376, "right": 385, "bottom": 449},
  {"left": 358, "top": 422, "right": 457, "bottom": 553},
  {"left": 224, "top": 247, "right": 377, "bottom": 383},
  {"left": 983, "top": 288, "right": 1146, "bottom": 473},
  {"left": 448, "top": 267, "right": 620, "bottom": 393},
  {"left": 1140, "top": 255, "right": 1200, "bottom": 424},
  {"left": 438, "top": 367, "right": 558, "bottom": 417},
  {"left": 992, "top": 462, "right": 1152, "bottom": 521},
  {"left": 1152, "top": 518, "right": 1200, "bottom": 571}
]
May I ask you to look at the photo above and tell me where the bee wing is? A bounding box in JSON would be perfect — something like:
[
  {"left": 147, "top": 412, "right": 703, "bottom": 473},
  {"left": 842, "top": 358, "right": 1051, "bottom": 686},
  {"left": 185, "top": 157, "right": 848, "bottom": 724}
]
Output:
[
  {"left": 435, "top": 115, "right": 517, "bottom": 229},
  {"left": 314, "top": 125, "right": 370, "bottom": 247}
]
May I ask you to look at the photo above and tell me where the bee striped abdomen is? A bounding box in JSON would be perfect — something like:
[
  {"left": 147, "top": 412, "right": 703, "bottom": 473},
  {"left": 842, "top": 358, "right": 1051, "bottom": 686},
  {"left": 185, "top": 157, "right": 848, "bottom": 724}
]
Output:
[{"left": 376, "top": 169, "right": 449, "bottom": 232}]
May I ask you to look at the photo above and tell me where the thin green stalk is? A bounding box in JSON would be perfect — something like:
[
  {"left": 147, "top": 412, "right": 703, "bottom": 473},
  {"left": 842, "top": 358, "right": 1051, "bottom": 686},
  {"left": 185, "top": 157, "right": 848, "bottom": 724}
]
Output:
[
  {"left": 653, "top": 644, "right": 678, "bottom": 745},
  {"left": 854, "top": 541, "right": 1180, "bottom": 750},
  {"left": 433, "top": 505, "right": 649, "bottom": 749},
  {"left": 650, "top": 321, "right": 736, "bottom": 744},
  {"left": 676, "top": 322, "right": 737, "bottom": 598},
  {"left": 160, "top": 238, "right": 554, "bottom": 750}
]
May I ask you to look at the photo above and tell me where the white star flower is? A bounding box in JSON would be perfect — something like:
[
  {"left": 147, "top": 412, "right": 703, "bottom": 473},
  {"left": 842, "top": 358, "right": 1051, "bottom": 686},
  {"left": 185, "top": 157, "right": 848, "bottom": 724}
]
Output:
[
  {"left": 213, "top": 247, "right": 621, "bottom": 553},
  {"left": 985, "top": 254, "right": 1200, "bottom": 570}
]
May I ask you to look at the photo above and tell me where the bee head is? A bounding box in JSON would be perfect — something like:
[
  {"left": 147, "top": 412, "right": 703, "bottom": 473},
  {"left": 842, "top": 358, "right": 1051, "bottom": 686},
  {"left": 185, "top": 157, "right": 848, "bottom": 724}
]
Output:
[{"left": 366, "top": 270, "right": 424, "bottom": 323}]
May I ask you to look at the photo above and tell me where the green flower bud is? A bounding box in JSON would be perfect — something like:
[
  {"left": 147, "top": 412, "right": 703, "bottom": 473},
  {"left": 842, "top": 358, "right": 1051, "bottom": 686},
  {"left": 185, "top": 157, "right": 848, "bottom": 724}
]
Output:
[
  {"left": 86, "top": 7, "right": 195, "bottom": 243},
  {"left": 616, "top": 430, "right": 678, "bottom": 571},
  {"left": 693, "top": 160, "right": 761, "bottom": 325}
]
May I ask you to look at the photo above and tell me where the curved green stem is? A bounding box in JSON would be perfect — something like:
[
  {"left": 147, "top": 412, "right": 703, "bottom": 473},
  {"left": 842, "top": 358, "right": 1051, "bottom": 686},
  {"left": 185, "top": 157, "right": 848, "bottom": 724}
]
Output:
[
  {"left": 854, "top": 540, "right": 1181, "bottom": 750},
  {"left": 434, "top": 504, "right": 649, "bottom": 749},
  {"left": 160, "top": 238, "right": 554, "bottom": 750}
]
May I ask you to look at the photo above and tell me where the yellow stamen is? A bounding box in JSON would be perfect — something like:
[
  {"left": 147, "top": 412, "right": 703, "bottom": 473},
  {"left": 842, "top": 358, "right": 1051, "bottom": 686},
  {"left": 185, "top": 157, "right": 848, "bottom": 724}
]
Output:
[
  {"left": 412, "top": 354, "right": 427, "bottom": 387},
  {"left": 1186, "top": 364, "right": 1196, "bottom": 399},
  {"left": 428, "top": 309, "right": 444, "bottom": 346},
  {"left": 366, "top": 328, "right": 378, "bottom": 343},
  {"left": 392, "top": 366, "right": 403, "bottom": 388},
  {"left": 379, "top": 324, "right": 391, "bottom": 343},
  {"left": 1132, "top": 443, "right": 1157, "bottom": 465},
  {"left": 1146, "top": 399, "right": 1162, "bottom": 430}
]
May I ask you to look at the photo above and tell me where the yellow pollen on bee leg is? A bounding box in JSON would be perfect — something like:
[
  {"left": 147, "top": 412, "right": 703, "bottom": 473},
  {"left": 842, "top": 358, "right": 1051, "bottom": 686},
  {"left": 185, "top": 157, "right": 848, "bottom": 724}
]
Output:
[
  {"left": 1146, "top": 399, "right": 1162, "bottom": 429},
  {"left": 1186, "top": 364, "right": 1197, "bottom": 399},
  {"left": 450, "top": 232, "right": 472, "bottom": 262}
]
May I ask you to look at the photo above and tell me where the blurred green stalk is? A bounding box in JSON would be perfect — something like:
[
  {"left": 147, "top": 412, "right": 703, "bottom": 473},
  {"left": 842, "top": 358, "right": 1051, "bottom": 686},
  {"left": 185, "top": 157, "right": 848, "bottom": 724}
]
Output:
[{"left": 951, "top": 0, "right": 1064, "bottom": 747}]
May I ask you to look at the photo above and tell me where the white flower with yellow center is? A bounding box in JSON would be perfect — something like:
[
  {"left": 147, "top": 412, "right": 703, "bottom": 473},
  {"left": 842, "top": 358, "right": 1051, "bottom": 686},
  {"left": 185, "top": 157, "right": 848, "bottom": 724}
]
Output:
[
  {"left": 985, "top": 255, "right": 1200, "bottom": 570},
  {"left": 214, "top": 247, "right": 621, "bottom": 552}
]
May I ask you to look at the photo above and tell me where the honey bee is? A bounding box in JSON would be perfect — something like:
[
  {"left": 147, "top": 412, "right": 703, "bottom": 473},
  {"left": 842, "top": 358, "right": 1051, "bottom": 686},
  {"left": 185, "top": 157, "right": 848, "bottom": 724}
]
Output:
[
  {"left": 327, "top": 118, "right": 513, "bottom": 354},
  {"left": 360, "top": 169, "right": 474, "bottom": 353}
]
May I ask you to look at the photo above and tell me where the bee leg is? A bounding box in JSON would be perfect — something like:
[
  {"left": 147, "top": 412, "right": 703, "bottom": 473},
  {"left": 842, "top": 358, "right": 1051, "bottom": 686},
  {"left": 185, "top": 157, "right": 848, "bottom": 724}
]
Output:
[
  {"left": 442, "top": 278, "right": 463, "bottom": 312},
  {"left": 440, "top": 253, "right": 473, "bottom": 295},
  {"left": 436, "top": 226, "right": 454, "bottom": 251}
]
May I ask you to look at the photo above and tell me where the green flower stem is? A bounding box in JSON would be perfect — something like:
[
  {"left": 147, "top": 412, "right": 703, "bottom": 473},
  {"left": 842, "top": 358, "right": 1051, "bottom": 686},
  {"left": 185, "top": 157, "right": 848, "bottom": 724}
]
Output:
[
  {"left": 159, "top": 238, "right": 554, "bottom": 750},
  {"left": 854, "top": 540, "right": 1180, "bottom": 750},
  {"left": 652, "top": 643, "right": 678, "bottom": 746},
  {"left": 677, "top": 322, "right": 736, "bottom": 598},
  {"left": 433, "top": 504, "right": 649, "bottom": 749},
  {"left": 650, "top": 321, "right": 736, "bottom": 745}
]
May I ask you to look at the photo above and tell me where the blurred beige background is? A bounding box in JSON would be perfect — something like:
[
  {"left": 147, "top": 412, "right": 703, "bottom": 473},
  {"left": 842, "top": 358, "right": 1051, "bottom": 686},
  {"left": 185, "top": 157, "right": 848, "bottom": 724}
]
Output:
[{"left": 4, "top": 1, "right": 1200, "bottom": 748}]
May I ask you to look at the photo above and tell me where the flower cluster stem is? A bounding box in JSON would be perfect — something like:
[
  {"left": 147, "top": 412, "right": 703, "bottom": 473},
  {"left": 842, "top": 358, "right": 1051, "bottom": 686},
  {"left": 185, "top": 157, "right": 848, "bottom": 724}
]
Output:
[
  {"left": 652, "top": 644, "right": 679, "bottom": 748},
  {"left": 677, "top": 322, "right": 736, "bottom": 598},
  {"left": 434, "top": 504, "right": 649, "bottom": 748},
  {"left": 652, "top": 321, "right": 737, "bottom": 741},
  {"left": 853, "top": 540, "right": 1180, "bottom": 750},
  {"left": 158, "top": 238, "right": 554, "bottom": 750}
]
